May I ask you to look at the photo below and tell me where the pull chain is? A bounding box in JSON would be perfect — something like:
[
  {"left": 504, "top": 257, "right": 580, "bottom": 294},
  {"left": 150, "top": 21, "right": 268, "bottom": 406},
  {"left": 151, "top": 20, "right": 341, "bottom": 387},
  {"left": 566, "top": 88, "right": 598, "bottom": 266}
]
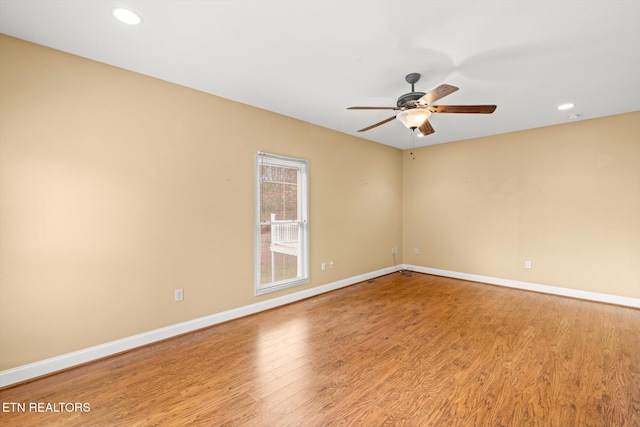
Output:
[{"left": 410, "top": 129, "right": 416, "bottom": 160}]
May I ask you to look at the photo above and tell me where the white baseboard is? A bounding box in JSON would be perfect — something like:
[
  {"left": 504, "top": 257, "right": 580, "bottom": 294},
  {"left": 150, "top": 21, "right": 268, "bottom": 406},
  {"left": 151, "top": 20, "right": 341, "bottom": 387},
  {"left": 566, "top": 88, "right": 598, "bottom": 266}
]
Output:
[
  {"left": 401, "top": 264, "right": 640, "bottom": 309},
  {"left": 0, "top": 266, "right": 399, "bottom": 388}
]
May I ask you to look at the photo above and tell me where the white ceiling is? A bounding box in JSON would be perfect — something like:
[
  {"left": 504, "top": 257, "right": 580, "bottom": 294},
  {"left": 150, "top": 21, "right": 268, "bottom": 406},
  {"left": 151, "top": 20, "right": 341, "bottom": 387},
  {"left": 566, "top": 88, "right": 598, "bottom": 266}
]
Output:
[{"left": 1, "top": 0, "right": 639, "bottom": 149}]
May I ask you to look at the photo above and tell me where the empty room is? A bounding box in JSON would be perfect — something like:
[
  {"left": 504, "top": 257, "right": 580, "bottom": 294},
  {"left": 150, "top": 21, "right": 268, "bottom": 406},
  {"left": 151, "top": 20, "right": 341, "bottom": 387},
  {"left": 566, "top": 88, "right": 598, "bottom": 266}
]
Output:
[{"left": 1, "top": 1, "right": 639, "bottom": 426}]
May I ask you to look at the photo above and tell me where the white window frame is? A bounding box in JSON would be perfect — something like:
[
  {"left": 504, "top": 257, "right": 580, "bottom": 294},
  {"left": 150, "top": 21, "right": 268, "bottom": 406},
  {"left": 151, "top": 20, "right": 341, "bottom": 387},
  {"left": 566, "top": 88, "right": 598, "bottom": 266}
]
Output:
[{"left": 254, "top": 152, "right": 309, "bottom": 295}]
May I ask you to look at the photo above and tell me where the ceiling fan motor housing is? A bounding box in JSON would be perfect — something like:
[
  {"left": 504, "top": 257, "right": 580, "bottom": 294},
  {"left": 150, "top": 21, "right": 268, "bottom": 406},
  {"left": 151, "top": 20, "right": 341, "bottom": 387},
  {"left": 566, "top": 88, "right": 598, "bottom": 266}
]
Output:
[{"left": 397, "top": 92, "right": 426, "bottom": 109}]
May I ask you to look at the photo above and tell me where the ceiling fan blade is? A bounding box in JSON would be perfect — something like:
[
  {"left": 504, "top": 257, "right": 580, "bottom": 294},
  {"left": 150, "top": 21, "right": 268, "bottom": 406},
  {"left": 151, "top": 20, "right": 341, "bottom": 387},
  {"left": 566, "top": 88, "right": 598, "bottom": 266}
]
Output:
[
  {"left": 429, "top": 105, "right": 497, "bottom": 114},
  {"left": 357, "top": 115, "right": 397, "bottom": 132},
  {"left": 347, "top": 106, "right": 400, "bottom": 110},
  {"left": 418, "top": 119, "right": 435, "bottom": 136},
  {"left": 417, "top": 84, "right": 459, "bottom": 105}
]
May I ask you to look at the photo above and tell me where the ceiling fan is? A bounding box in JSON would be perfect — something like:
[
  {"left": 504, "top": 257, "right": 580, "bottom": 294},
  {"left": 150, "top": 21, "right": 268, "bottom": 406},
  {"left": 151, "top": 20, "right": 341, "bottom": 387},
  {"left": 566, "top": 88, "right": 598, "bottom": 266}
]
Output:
[{"left": 347, "top": 73, "right": 496, "bottom": 137}]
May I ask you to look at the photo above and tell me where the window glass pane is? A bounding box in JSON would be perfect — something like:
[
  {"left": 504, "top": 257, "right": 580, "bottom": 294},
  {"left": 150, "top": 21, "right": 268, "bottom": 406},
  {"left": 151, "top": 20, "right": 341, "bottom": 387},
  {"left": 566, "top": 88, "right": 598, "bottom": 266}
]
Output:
[
  {"left": 260, "top": 224, "right": 300, "bottom": 285},
  {"left": 259, "top": 164, "right": 298, "bottom": 222}
]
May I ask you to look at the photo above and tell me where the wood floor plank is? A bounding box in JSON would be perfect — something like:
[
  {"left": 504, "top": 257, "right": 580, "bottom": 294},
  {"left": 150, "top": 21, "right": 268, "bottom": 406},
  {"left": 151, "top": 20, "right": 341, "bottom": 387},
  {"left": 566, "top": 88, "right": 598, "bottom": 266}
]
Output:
[{"left": 1, "top": 272, "right": 639, "bottom": 426}]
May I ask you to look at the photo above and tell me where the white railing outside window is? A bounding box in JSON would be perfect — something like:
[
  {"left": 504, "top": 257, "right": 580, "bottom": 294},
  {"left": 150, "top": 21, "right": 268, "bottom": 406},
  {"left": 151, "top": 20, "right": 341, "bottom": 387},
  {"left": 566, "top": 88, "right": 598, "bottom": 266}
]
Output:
[{"left": 270, "top": 214, "right": 299, "bottom": 251}]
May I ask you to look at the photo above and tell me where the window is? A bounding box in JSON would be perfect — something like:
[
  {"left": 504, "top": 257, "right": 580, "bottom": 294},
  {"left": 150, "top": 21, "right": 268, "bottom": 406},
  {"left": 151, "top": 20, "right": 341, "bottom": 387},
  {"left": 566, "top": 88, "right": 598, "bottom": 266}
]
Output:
[{"left": 255, "top": 152, "right": 309, "bottom": 295}]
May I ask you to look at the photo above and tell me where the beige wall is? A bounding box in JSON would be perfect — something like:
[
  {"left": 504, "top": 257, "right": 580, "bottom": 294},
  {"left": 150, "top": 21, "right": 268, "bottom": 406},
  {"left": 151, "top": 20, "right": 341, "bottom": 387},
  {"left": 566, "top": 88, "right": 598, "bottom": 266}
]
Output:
[
  {"left": 403, "top": 111, "right": 640, "bottom": 299},
  {"left": 2, "top": 33, "right": 638, "bottom": 372},
  {"left": 0, "top": 35, "right": 403, "bottom": 370}
]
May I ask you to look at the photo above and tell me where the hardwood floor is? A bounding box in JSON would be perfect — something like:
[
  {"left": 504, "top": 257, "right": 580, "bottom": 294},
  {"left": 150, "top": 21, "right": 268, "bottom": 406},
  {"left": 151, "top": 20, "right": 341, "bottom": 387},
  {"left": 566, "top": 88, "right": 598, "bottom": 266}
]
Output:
[{"left": 1, "top": 272, "right": 639, "bottom": 426}]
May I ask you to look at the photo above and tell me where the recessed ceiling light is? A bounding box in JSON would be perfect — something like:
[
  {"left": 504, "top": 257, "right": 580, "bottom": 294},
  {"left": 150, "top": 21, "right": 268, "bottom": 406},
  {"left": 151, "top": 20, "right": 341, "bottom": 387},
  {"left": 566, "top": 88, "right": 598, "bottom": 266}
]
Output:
[
  {"left": 568, "top": 114, "right": 580, "bottom": 120},
  {"left": 112, "top": 8, "right": 143, "bottom": 25},
  {"left": 558, "top": 103, "right": 574, "bottom": 111}
]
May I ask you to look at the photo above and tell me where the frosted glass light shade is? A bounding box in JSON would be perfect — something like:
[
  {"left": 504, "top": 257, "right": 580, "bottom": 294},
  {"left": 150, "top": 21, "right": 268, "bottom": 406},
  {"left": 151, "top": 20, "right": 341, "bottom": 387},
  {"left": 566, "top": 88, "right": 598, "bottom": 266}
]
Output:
[{"left": 396, "top": 109, "right": 431, "bottom": 129}]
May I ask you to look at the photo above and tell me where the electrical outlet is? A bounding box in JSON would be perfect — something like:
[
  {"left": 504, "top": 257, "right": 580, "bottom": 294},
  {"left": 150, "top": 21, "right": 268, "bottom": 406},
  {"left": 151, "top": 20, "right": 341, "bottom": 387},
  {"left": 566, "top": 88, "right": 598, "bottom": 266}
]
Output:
[
  {"left": 175, "top": 289, "right": 184, "bottom": 302},
  {"left": 414, "top": 248, "right": 419, "bottom": 255},
  {"left": 525, "top": 261, "right": 532, "bottom": 269},
  {"left": 391, "top": 247, "right": 398, "bottom": 255},
  {"left": 321, "top": 262, "right": 326, "bottom": 271},
  {"left": 329, "top": 260, "right": 334, "bottom": 269}
]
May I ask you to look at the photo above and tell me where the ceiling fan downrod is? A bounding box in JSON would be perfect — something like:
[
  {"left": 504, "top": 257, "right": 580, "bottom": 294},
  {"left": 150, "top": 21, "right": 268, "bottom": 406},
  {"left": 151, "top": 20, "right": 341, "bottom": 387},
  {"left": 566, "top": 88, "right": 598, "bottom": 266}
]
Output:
[{"left": 405, "top": 73, "right": 421, "bottom": 92}]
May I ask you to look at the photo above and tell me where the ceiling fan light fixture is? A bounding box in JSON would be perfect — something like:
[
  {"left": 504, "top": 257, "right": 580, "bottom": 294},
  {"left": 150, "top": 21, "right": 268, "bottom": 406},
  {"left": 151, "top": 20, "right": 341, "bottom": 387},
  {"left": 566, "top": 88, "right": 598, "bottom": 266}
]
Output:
[{"left": 396, "top": 109, "right": 431, "bottom": 129}]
